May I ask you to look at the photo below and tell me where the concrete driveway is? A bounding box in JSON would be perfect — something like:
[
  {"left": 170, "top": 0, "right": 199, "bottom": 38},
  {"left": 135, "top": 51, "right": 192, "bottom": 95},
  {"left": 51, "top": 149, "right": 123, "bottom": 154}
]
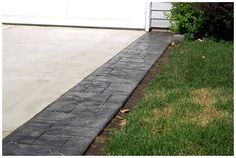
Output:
[{"left": 2, "top": 25, "right": 144, "bottom": 138}]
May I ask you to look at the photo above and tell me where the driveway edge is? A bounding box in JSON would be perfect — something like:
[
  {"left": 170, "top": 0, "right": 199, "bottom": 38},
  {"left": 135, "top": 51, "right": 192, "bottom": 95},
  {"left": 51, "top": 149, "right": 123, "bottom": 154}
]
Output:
[{"left": 3, "top": 32, "right": 173, "bottom": 155}]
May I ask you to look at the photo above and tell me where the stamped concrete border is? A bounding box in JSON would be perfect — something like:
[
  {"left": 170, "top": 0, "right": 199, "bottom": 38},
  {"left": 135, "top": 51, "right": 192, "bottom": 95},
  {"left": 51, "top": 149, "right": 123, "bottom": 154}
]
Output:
[{"left": 3, "top": 32, "right": 173, "bottom": 155}]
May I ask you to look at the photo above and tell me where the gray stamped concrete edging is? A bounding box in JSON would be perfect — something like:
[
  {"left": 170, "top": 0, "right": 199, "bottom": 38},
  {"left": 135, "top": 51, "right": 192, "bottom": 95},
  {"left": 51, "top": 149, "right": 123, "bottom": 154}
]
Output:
[{"left": 3, "top": 32, "right": 173, "bottom": 155}]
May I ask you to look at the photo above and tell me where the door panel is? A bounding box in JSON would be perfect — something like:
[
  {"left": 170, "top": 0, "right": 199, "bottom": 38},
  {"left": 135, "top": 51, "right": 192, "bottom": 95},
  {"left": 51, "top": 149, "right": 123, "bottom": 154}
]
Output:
[{"left": 3, "top": 0, "right": 146, "bottom": 29}]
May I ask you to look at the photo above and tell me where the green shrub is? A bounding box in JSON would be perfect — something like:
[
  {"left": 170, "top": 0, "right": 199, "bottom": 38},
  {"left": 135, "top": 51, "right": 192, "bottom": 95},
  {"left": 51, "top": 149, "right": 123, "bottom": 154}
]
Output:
[
  {"left": 167, "top": 3, "right": 205, "bottom": 39},
  {"left": 167, "top": 3, "right": 234, "bottom": 41}
]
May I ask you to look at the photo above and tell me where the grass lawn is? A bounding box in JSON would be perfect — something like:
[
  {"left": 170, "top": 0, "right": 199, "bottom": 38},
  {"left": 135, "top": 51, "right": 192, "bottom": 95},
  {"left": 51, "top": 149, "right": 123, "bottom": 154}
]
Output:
[{"left": 105, "top": 40, "right": 233, "bottom": 155}]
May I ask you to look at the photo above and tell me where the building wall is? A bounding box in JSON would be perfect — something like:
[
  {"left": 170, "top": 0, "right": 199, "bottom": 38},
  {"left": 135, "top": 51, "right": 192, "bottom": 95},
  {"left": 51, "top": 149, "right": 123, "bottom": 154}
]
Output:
[{"left": 150, "top": 2, "right": 172, "bottom": 28}]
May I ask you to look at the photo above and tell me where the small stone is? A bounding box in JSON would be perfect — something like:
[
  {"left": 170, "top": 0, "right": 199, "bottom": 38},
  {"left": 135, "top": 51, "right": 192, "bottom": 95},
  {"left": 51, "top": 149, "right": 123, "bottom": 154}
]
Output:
[
  {"left": 120, "top": 109, "right": 130, "bottom": 113},
  {"left": 198, "top": 39, "right": 204, "bottom": 42},
  {"left": 171, "top": 41, "right": 175, "bottom": 46}
]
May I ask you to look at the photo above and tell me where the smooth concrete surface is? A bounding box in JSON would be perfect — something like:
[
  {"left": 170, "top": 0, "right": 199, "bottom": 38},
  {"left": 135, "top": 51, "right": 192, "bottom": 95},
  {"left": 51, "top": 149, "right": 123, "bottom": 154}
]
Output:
[
  {"left": 3, "top": 32, "right": 173, "bottom": 156},
  {"left": 2, "top": 25, "right": 144, "bottom": 138}
]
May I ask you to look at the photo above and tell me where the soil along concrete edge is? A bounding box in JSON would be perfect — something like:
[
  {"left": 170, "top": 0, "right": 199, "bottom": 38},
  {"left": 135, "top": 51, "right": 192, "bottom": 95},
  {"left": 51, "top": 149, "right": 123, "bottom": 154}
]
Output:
[{"left": 3, "top": 32, "right": 173, "bottom": 155}]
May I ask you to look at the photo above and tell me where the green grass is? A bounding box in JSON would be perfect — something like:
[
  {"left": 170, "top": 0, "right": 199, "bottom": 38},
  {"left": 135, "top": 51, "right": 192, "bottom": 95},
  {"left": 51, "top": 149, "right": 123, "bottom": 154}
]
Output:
[{"left": 105, "top": 40, "right": 233, "bottom": 155}]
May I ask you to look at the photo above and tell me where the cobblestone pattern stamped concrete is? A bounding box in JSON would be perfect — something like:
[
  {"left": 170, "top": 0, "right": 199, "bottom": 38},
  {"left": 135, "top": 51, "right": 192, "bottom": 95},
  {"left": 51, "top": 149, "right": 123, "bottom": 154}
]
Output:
[{"left": 3, "top": 32, "right": 173, "bottom": 155}]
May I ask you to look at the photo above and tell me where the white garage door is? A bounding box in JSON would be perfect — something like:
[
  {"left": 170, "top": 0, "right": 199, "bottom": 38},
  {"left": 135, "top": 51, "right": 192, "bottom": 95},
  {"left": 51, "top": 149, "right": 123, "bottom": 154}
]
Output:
[{"left": 2, "top": 0, "right": 146, "bottom": 29}]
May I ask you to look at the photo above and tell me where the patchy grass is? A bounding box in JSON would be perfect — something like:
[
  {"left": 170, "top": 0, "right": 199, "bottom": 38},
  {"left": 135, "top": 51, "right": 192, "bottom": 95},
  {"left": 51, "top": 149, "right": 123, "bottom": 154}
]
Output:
[{"left": 105, "top": 40, "right": 233, "bottom": 155}]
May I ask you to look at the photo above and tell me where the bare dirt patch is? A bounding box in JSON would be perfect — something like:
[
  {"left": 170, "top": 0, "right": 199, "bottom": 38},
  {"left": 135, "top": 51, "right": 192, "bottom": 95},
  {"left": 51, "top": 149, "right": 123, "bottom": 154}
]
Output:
[{"left": 95, "top": 136, "right": 108, "bottom": 143}]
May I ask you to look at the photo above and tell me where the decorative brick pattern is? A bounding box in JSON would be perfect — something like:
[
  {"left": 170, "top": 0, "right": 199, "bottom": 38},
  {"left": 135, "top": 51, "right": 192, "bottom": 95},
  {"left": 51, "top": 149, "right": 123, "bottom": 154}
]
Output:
[{"left": 3, "top": 32, "right": 172, "bottom": 155}]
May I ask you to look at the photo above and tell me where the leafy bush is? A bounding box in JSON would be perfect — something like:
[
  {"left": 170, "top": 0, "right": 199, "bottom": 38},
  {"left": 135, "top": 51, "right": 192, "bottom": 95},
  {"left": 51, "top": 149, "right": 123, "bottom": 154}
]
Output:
[
  {"left": 167, "top": 3, "right": 205, "bottom": 39},
  {"left": 167, "top": 3, "right": 233, "bottom": 41},
  {"left": 199, "top": 3, "right": 233, "bottom": 41}
]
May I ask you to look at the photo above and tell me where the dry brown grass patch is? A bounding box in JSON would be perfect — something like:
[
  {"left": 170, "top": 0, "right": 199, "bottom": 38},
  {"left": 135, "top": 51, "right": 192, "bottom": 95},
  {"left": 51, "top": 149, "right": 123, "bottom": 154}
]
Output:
[
  {"left": 186, "top": 142, "right": 203, "bottom": 155},
  {"left": 188, "top": 88, "right": 229, "bottom": 126},
  {"left": 152, "top": 107, "right": 173, "bottom": 118},
  {"left": 189, "top": 107, "right": 223, "bottom": 127},
  {"left": 191, "top": 88, "right": 215, "bottom": 106},
  {"left": 140, "top": 107, "right": 173, "bottom": 125},
  {"left": 151, "top": 128, "right": 165, "bottom": 135}
]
